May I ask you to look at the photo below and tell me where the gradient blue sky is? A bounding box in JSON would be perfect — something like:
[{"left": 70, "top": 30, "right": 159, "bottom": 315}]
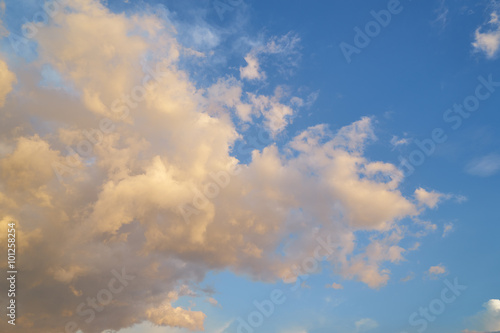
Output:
[{"left": 1, "top": 1, "right": 500, "bottom": 333}]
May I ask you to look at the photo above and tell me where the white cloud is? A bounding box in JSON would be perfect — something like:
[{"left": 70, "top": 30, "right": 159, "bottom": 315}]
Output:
[
  {"left": 473, "top": 12, "right": 500, "bottom": 58},
  {"left": 465, "top": 153, "right": 500, "bottom": 177},
  {"left": 466, "top": 299, "right": 500, "bottom": 332},
  {"left": 240, "top": 54, "right": 265, "bottom": 80},
  {"left": 355, "top": 318, "right": 379, "bottom": 332}
]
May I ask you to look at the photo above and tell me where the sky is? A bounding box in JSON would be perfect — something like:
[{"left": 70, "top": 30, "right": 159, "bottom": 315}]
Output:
[{"left": 0, "top": 0, "right": 500, "bottom": 333}]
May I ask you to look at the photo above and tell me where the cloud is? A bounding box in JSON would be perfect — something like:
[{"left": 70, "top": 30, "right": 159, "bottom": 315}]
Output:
[
  {"left": 239, "top": 32, "right": 301, "bottom": 81},
  {"left": 390, "top": 135, "right": 410, "bottom": 147},
  {"left": 0, "top": 57, "right": 16, "bottom": 107},
  {"left": 465, "top": 153, "right": 500, "bottom": 177},
  {"left": 442, "top": 222, "right": 454, "bottom": 237},
  {"left": 207, "top": 297, "right": 221, "bottom": 307},
  {"left": 400, "top": 272, "right": 415, "bottom": 282},
  {"left": 240, "top": 54, "right": 265, "bottom": 80},
  {"left": 414, "top": 187, "right": 450, "bottom": 209},
  {"left": 326, "top": 282, "right": 344, "bottom": 289},
  {"left": 473, "top": 12, "right": 500, "bottom": 58},
  {"left": 355, "top": 318, "right": 379, "bottom": 332},
  {"left": 0, "top": 1, "right": 448, "bottom": 332},
  {"left": 465, "top": 299, "right": 500, "bottom": 332},
  {"left": 428, "top": 264, "right": 447, "bottom": 277},
  {"left": 433, "top": 0, "right": 449, "bottom": 29},
  {"left": 214, "top": 321, "right": 232, "bottom": 333}
]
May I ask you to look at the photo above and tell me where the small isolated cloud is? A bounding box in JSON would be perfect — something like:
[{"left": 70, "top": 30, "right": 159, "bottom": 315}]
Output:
[
  {"left": 240, "top": 54, "right": 265, "bottom": 80},
  {"left": 326, "top": 282, "right": 344, "bottom": 290},
  {"left": 465, "top": 299, "right": 500, "bottom": 332},
  {"left": 428, "top": 264, "right": 447, "bottom": 277},
  {"left": 401, "top": 272, "right": 415, "bottom": 282},
  {"left": 207, "top": 297, "right": 220, "bottom": 307},
  {"left": 355, "top": 318, "right": 379, "bottom": 332},
  {"left": 413, "top": 219, "right": 438, "bottom": 237},
  {"left": 390, "top": 135, "right": 410, "bottom": 148},
  {"left": 473, "top": 12, "right": 500, "bottom": 58},
  {"left": 465, "top": 154, "right": 500, "bottom": 177},
  {"left": 415, "top": 187, "right": 450, "bottom": 209},
  {"left": 442, "top": 222, "right": 454, "bottom": 238}
]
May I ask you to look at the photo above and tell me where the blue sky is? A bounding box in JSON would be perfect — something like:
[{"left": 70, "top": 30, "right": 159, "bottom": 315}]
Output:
[{"left": 1, "top": 1, "right": 500, "bottom": 333}]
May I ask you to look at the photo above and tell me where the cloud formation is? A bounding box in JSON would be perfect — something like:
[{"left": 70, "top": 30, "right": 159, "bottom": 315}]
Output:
[{"left": 0, "top": 1, "right": 448, "bottom": 332}]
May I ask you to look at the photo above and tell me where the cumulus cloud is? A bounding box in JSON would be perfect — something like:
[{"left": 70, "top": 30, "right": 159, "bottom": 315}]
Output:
[
  {"left": 0, "top": 1, "right": 447, "bottom": 332},
  {"left": 473, "top": 11, "right": 500, "bottom": 58},
  {"left": 465, "top": 153, "right": 500, "bottom": 177},
  {"left": 465, "top": 299, "right": 500, "bottom": 332}
]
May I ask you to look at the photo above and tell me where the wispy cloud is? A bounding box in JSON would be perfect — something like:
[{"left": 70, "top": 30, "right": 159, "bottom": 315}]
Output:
[
  {"left": 465, "top": 153, "right": 500, "bottom": 177},
  {"left": 390, "top": 135, "right": 410, "bottom": 148},
  {"left": 442, "top": 222, "right": 454, "bottom": 237},
  {"left": 400, "top": 272, "right": 415, "bottom": 282},
  {"left": 326, "top": 282, "right": 344, "bottom": 290},
  {"left": 433, "top": 0, "right": 450, "bottom": 29},
  {"left": 355, "top": 318, "right": 379, "bottom": 332}
]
